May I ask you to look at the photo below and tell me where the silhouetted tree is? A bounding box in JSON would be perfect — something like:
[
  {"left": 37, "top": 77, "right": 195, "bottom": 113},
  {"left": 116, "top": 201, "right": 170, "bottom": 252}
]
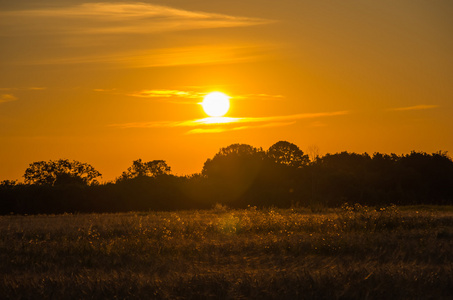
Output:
[
  {"left": 310, "top": 152, "right": 374, "bottom": 206},
  {"left": 1, "top": 145, "right": 453, "bottom": 215},
  {"left": 202, "top": 144, "right": 265, "bottom": 178},
  {"left": 117, "top": 159, "right": 171, "bottom": 182},
  {"left": 306, "top": 144, "right": 321, "bottom": 163},
  {"left": 317, "top": 152, "right": 372, "bottom": 172},
  {"left": 397, "top": 151, "right": 453, "bottom": 203},
  {"left": 0, "top": 180, "right": 17, "bottom": 187},
  {"left": 23, "top": 159, "right": 101, "bottom": 186},
  {"left": 267, "top": 141, "right": 309, "bottom": 167},
  {"left": 201, "top": 144, "right": 266, "bottom": 205}
]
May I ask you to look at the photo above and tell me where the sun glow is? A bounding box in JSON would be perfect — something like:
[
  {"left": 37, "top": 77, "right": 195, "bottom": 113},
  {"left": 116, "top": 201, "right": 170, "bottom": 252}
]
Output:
[{"left": 201, "top": 92, "right": 230, "bottom": 117}]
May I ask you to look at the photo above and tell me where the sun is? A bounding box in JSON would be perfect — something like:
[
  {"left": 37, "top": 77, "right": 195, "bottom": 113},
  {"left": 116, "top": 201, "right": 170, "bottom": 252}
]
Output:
[{"left": 201, "top": 92, "right": 230, "bottom": 117}]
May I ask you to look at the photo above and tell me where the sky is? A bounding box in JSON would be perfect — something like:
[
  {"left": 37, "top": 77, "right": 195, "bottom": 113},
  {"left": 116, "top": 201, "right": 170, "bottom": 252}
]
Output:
[{"left": 1, "top": 0, "right": 452, "bottom": 182}]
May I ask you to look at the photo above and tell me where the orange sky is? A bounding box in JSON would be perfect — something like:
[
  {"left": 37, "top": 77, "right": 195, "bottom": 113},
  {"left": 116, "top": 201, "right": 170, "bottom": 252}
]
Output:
[{"left": 1, "top": 0, "right": 452, "bottom": 182}]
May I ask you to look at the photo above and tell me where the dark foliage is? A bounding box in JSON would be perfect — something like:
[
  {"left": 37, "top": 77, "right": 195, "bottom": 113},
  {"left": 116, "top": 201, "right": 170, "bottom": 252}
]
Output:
[
  {"left": 267, "top": 140, "right": 309, "bottom": 168},
  {"left": 1, "top": 142, "right": 452, "bottom": 214},
  {"left": 116, "top": 159, "right": 171, "bottom": 182},
  {"left": 23, "top": 159, "right": 101, "bottom": 186}
]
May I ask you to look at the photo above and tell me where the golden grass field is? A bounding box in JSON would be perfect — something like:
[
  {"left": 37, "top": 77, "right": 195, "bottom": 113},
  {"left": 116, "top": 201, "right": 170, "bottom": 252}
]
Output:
[{"left": 1, "top": 205, "right": 452, "bottom": 299}]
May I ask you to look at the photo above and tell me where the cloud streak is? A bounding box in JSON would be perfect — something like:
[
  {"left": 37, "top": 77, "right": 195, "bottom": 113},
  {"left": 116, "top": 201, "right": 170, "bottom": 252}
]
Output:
[
  {"left": 236, "top": 93, "right": 285, "bottom": 100},
  {"left": 128, "top": 90, "right": 206, "bottom": 99},
  {"left": 127, "top": 90, "right": 283, "bottom": 99},
  {"left": 0, "top": 94, "right": 18, "bottom": 103},
  {"left": 186, "top": 121, "right": 296, "bottom": 134},
  {"left": 1, "top": 3, "right": 275, "bottom": 68},
  {"left": 105, "top": 88, "right": 284, "bottom": 100},
  {"left": 1, "top": 2, "right": 272, "bottom": 36},
  {"left": 110, "top": 110, "right": 349, "bottom": 133},
  {"left": 0, "top": 87, "right": 46, "bottom": 91},
  {"left": 126, "top": 89, "right": 207, "bottom": 104},
  {"left": 15, "top": 44, "right": 270, "bottom": 68},
  {"left": 389, "top": 105, "right": 439, "bottom": 111}
]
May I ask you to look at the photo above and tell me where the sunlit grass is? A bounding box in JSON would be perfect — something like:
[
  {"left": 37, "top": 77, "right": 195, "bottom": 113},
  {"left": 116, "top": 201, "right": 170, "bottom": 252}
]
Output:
[{"left": 1, "top": 205, "right": 452, "bottom": 299}]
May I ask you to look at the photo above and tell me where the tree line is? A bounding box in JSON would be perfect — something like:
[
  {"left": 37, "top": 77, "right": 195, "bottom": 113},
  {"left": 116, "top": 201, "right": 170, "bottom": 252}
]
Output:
[{"left": 1, "top": 141, "right": 452, "bottom": 214}]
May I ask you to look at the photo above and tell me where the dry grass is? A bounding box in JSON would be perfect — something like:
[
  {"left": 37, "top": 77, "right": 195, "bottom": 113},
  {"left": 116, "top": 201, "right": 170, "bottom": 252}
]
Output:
[{"left": 1, "top": 205, "right": 452, "bottom": 299}]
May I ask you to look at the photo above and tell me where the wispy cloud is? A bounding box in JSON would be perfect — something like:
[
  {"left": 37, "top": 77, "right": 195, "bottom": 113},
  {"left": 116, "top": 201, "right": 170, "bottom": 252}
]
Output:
[
  {"left": 127, "top": 89, "right": 208, "bottom": 104},
  {"left": 1, "top": 3, "right": 275, "bottom": 67},
  {"left": 1, "top": 2, "right": 272, "bottom": 36},
  {"left": 110, "top": 110, "right": 349, "bottom": 133},
  {"left": 389, "top": 105, "right": 439, "bottom": 111},
  {"left": 17, "top": 44, "right": 270, "bottom": 67},
  {"left": 236, "top": 93, "right": 285, "bottom": 100},
  {"left": 187, "top": 121, "right": 296, "bottom": 134},
  {"left": 99, "top": 88, "right": 283, "bottom": 101},
  {"left": 0, "top": 88, "right": 46, "bottom": 104},
  {"left": 93, "top": 88, "right": 117, "bottom": 93},
  {"left": 0, "top": 87, "right": 46, "bottom": 91},
  {"left": 109, "top": 117, "right": 240, "bottom": 129},
  {"left": 0, "top": 94, "right": 18, "bottom": 103},
  {"left": 95, "top": 88, "right": 206, "bottom": 104},
  {"left": 308, "top": 121, "right": 328, "bottom": 127},
  {"left": 27, "top": 87, "right": 47, "bottom": 91},
  {"left": 129, "top": 90, "right": 205, "bottom": 99},
  {"left": 232, "top": 111, "right": 350, "bottom": 124}
]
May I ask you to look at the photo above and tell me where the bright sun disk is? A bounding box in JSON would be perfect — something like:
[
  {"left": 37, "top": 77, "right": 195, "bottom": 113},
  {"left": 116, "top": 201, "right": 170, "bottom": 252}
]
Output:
[{"left": 201, "top": 92, "right": 230, "bottom": 117}]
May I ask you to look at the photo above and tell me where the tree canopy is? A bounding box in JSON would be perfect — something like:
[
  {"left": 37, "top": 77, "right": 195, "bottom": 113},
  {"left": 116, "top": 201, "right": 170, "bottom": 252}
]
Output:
[
  {"left": 23, "top": 159, "right": 101, "bottom": 186},
  {"left": 201, "top": 144, "right": 265, "bottom": 178},
  {"left": 267, "top": 141, "right": 309, "bottom": 168},
  {"left": 1, "top": 143, "right": 452, "bottom": 214},
  {"left": 117, "top": 159, "right": 171, "bottom": 182}
]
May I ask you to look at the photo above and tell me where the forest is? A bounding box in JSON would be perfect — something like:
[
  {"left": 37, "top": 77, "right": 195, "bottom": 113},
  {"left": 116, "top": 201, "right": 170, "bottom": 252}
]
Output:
[{"left": 1, "top": 141, "right": 452, "bottom": 214}]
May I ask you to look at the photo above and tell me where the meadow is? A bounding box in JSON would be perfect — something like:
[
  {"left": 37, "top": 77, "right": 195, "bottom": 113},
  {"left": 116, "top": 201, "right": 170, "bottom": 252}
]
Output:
[{"left": 1, "top": 205, "right": 452, "bottom": 299}]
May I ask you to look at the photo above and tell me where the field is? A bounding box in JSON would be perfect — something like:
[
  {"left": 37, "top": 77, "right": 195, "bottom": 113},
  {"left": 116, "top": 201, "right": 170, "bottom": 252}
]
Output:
[{"left": 1, "top": 205, "right": 453, "bottom": 299}]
